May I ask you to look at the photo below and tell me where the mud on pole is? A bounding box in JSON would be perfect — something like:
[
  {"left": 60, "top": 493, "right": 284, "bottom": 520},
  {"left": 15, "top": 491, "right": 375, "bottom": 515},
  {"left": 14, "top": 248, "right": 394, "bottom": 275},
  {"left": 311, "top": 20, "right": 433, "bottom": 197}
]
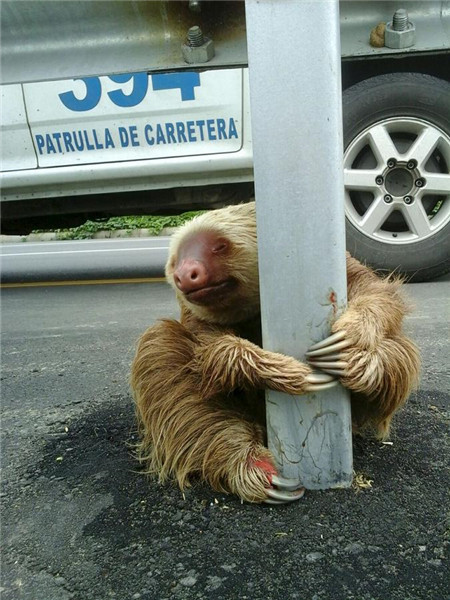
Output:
[{"left": 245, "top": 0, "right": 353, "bottom": 488}]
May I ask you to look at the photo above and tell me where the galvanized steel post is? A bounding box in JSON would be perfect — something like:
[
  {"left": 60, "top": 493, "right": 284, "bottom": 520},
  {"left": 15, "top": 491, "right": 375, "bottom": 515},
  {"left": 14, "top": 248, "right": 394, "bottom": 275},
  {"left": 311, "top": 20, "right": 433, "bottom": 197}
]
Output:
[{"left": 245, "top": 0, "right": 353, "bottom": 488}]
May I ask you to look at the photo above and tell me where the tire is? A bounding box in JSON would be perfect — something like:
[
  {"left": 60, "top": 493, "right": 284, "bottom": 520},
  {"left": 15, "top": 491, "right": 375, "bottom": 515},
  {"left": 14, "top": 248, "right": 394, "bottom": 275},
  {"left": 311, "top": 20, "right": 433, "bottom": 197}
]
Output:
[{"left": 342, "top": 73, "right": 450, "bottom": 282}]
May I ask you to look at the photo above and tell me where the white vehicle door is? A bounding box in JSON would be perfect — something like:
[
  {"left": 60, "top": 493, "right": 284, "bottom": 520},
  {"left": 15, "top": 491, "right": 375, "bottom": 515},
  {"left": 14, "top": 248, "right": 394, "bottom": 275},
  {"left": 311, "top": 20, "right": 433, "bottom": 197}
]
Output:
[
  {"left": 22, "top": 69, "right": 243, "bottom": 168},
  {"left": 0, "top": 85, "right": 37, "bottom": 171}
]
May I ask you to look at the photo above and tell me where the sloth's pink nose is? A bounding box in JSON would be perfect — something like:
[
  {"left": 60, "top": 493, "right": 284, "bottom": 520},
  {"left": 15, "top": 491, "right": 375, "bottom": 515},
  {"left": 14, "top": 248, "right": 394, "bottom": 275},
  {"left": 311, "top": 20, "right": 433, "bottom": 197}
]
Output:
[{"left": 173, "top": 258, "right": 209, "bottom": 293}]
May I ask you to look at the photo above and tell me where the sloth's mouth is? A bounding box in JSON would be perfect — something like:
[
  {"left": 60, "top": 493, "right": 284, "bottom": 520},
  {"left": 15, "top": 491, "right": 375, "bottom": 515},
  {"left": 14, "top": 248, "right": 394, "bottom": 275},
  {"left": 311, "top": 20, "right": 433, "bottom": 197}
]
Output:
[{"left": 186, "top": 279, "right": 238, "bottom": 305}]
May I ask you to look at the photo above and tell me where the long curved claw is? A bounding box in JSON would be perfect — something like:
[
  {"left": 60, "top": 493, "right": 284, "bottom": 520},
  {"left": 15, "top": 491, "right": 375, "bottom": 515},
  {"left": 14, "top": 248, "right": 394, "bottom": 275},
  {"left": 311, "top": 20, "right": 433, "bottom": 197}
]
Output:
[
  {"left": 310, "top": 352, "right": 348, "bottom": 362},
  {"left": 308, "top": 358, "right": 348, "bottom": 377},
  {"left": 304, "top": 380, "right": 338, "bottom": 392},
  {"left": 308, "top": 360, "right": 347, "bottom": 374},
  {"left": 272, "top": 474, "right": 303, "bottom": 491},
  {"left": 308, "top": 330, "right": 347, "bottom": 351},
  {"left": 306, "top": 339, "right": 352, "bottom": 357},
  {"left": 304, "top": 371, "right": 338, "bottom": 392},
  {"left": 306, "top": 372, "right": 335, "bottom": 384},
  {"left": 308, "top": 368, "right": 345, "bottom": 377},
  {"left": 308, "top": 360, "right": 347, "bottom": 370},
  {"left": 306, "top": 331, "right": 351, "bottom": 358},
  {"left": 264, "top": 483, "right": 305, "bottom": 505}
]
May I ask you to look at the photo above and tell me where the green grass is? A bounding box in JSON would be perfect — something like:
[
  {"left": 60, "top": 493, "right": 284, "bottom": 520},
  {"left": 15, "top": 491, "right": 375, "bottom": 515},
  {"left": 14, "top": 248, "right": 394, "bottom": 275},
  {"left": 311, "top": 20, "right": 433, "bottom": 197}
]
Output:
[
  {"left": 31, "top": 211, "right": 204, "bottom": 240},
  {"left": 32, "top": 199, "right": 443, "bottom": 241}
]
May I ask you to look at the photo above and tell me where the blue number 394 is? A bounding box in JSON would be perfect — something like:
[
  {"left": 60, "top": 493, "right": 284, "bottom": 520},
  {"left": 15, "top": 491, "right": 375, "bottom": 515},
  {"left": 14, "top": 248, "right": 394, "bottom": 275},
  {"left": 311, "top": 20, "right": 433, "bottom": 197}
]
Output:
[{"left": 59, "top": 72, "right": 201, "bottom": 112}]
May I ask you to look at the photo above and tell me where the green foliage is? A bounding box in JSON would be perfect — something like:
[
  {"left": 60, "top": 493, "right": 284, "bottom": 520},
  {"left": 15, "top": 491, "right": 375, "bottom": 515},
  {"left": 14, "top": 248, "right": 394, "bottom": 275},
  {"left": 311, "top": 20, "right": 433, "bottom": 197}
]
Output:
[
  {"left": 32, "top": 211, "right": 205, "bottom": 240},
  {"left": 430, "top": 199, "right": 443, "bottom": 217}
]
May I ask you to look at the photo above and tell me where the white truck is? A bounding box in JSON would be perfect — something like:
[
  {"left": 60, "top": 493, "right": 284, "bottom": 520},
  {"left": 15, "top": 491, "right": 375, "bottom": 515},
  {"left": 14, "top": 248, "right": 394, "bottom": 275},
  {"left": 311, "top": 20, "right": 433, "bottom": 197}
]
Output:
[{"left": 1, "top": 0, "right": 449, "bottom": 280}]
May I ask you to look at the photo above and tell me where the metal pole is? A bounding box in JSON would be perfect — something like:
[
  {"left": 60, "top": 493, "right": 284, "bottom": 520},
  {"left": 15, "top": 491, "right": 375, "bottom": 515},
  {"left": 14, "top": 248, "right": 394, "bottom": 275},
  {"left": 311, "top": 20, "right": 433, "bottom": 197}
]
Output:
[{"left": 245, "top": 0, "right": 353, "bottom": 488}]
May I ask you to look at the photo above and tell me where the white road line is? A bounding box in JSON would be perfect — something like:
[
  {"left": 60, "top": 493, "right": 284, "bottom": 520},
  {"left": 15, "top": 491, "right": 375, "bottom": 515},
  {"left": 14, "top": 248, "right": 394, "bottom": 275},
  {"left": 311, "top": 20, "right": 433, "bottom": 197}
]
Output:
[{"left": 0, "top": 246, "right": 168, "bottom": 257}]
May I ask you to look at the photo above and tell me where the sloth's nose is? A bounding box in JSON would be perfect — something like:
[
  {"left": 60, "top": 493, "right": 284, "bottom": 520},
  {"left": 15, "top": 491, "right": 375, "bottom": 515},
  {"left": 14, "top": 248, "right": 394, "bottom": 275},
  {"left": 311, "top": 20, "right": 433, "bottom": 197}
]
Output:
[{"left": 173, "top": 259, "right": 209, "bottom": 293}]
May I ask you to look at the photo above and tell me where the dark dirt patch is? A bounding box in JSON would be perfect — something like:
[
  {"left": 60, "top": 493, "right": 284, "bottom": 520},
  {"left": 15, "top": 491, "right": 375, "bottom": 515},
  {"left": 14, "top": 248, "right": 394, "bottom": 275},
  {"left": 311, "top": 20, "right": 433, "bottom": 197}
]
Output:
[{"left": 2, "top": 390, "right": 449, "bottom": 600}]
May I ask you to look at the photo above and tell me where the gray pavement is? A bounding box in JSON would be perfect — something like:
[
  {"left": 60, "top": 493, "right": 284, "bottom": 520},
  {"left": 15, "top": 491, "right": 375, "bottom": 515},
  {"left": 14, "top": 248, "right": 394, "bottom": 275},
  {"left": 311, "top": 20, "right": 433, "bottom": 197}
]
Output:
[{"left": 1, "top": 276, "right": 449, "bottom": 600}]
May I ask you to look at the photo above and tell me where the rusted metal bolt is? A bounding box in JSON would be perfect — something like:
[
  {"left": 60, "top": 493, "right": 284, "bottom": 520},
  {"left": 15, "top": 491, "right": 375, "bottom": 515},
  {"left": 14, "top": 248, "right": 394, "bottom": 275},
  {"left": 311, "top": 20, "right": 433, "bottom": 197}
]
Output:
[
  {"left": 182, "top": 26, "right": 215, "bottom": 64},
  {"left": 385, "top": 9, "right": 415, "bottom": 49},
  {"left": 187, "top": 26, "right": 204, "bottom": 47},
  {"left": 384, "top": 194, "right": 393, "bottom": 203},
  {"left": 375, "top": 176, "right": 384, "bottom": 185},
  {"left": 403, "top": 196, "right": 413, "bottom": 204}
]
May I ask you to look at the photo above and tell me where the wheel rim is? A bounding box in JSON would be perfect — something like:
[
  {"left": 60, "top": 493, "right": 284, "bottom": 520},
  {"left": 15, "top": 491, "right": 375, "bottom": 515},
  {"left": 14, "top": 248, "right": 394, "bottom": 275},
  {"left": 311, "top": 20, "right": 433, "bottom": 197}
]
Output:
[{"left": 344, "top": 117, "right": 450, "bottom": 245}]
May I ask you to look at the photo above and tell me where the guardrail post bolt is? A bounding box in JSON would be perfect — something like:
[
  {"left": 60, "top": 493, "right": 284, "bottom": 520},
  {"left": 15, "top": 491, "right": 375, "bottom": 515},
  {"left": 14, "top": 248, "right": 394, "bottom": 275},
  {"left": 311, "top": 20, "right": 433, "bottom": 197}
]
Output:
[
  {"left": 189, "top": 0, "right": 201, "bottom": 13},
  {"left": 182, "top": 26, "right": 215, "bottom": 63},
  {"left": 188, "top": 26, "right": 204, "bottom": 47},
  {"left": 385, "top": 8, "right": 415, "bottom": 49},
  {"left": 392, "top": 8, "right": 408, "bottom": 31}
]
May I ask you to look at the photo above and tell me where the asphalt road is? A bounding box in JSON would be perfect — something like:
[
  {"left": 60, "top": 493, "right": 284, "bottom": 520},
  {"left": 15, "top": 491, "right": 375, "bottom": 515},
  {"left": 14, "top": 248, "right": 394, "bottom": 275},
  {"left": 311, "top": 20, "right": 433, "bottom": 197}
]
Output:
[{"left": 1, "top": 277, "right": 449, "bottom": 600}]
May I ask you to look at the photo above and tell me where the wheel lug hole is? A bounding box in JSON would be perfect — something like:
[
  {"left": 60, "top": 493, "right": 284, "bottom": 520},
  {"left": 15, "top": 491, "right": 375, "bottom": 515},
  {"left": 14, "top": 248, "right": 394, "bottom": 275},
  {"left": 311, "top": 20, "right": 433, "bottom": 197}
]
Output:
[
  {"left": 415, "top": 178, "right": 425, "bottom": 187},
  {"left": 403, "top": 196, "right": 413, "bottom": 204},
  {"left": 387, "top": 158, "right": 397, "bottom": 168},
  {"left": 384, "top": 194, "right": 393, "bottom": 203},
  {"left": 375, "top": 176, "right": 384, "bottom": 185},
  {"left": 407, "top": 160, "right": 417, "bottom": 170}
]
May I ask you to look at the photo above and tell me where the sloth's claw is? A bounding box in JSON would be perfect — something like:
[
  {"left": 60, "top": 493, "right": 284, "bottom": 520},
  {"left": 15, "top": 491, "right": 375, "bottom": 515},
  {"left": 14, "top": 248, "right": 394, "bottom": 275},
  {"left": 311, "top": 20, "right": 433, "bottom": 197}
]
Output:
[
  {"left": 271, "top": 474, "right": 303, "bottom": 491},
  {"left": 306, "top": 339, "right": 352, "bottom": 357},
  {"left": 308, "top": 360, "right": 347, "bottom": 370},
  {"left": 306, "top": 332, "right": 351, "bottom": 375},
  {"left": 305, "top": 371, "right": 338, "bottom": 392},
  {"left": 307, "top": 330, "right": 347, "bottom": 351},
  {"left": 306, "top": 331, "right": 352, "bottom": 358},
  {"left": 306, "top": 372, "right": 335, "bottom": 384},
  {"left": 308, "top": 368, "right": 345, "bottom": 377},
  {"left": 307, "top": 360, "right": 348, "bottom": 377},
  {"left": 264, "top": 477, "right": 305, "bottom": 504},
  {"left": 310, "top": 352, "right": 348, "bottom": 362},
  {"left": 304, "top": 381, "right": 338, "bottom": 392}
]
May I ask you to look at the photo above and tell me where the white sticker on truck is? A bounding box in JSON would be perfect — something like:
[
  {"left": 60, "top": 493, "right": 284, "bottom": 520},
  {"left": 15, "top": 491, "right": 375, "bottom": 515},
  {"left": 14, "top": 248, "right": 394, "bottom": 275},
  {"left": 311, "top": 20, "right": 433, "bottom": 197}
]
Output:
[
  {"left": 23, "top": 69, "right": 243, "bottom": 167},
  {"left": 1, "top": 85, "right": 37, "bottom": 172}
]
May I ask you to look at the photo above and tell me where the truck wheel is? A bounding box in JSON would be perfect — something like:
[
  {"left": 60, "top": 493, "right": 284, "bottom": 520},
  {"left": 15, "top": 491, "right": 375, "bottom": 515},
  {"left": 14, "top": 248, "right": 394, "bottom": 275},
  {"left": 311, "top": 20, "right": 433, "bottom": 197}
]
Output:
[{"left": 343, "top": 73, "right": 450, "bottom": 282}]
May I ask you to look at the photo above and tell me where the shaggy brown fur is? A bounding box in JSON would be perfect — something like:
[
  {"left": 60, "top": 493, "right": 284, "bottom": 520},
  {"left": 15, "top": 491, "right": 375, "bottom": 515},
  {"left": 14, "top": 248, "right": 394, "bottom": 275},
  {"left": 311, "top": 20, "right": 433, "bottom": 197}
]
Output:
[{"left": 130, "top": 202, "right": 420, "bottom": 503}]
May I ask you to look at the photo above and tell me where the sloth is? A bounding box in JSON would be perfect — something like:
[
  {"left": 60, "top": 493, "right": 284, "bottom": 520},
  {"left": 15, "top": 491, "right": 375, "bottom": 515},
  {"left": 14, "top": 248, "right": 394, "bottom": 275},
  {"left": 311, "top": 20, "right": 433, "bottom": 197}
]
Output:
[{"left": 130, "top": 202, "right": 420, "bottom": 504}]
